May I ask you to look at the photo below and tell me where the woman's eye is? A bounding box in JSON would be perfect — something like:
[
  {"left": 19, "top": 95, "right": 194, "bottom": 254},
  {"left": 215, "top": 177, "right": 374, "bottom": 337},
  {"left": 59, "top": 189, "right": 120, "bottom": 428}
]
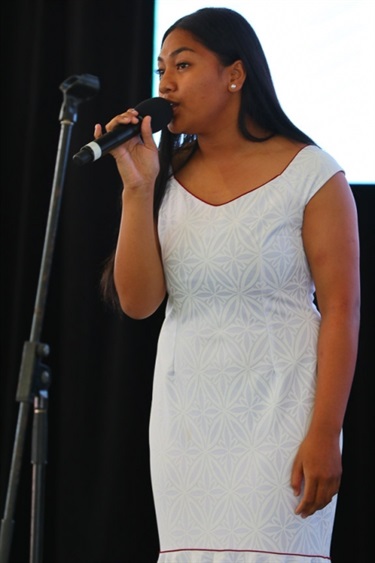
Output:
[{"left": 154, "top": 62, "right": 189, "bottom": 78}]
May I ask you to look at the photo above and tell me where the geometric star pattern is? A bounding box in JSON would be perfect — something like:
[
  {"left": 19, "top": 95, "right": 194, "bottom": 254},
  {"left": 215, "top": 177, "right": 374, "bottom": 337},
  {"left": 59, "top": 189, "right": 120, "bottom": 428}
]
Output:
[{"left": 150, "top": 146, "right": 343, "bottom": 562}]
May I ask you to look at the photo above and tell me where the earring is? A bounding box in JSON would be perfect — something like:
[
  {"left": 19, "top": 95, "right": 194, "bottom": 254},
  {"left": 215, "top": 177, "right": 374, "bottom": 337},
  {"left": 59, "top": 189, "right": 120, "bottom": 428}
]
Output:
[{"left": 230, "top": 83, "right": 237, "bottom": 90}]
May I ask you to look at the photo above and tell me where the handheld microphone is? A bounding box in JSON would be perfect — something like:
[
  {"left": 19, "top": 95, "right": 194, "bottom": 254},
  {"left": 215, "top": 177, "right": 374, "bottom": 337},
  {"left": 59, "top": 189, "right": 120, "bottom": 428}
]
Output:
[{"left": 72, "top": 97, "right": 172, "bottom": 166}]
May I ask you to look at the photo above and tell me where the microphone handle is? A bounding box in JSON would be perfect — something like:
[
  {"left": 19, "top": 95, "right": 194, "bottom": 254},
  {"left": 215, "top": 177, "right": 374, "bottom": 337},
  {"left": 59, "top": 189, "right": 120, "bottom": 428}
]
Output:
[{"left": 73, "top": 122, "right": 141, "bottom": 166}]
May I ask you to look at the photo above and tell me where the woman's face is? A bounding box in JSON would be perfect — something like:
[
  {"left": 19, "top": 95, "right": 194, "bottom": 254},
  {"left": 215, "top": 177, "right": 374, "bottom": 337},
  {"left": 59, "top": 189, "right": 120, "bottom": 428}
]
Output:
[{"left": 157, "top": 29, "right": 238, "bottom": 136}]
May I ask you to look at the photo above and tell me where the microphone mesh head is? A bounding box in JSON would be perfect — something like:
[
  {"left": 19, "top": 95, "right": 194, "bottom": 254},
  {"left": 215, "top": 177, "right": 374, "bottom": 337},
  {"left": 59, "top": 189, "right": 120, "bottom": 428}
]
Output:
[{"left": 135, "top": 97, "right": 173, "bottom": 132}]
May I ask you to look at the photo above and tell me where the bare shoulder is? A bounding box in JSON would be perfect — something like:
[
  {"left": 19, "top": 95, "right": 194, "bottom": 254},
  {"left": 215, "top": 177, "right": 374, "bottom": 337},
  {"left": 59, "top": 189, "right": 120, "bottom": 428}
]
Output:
[
  {"left": 308, "top": 171, "right": 357, "bottom": 214},
  {"left": 303, "top": 171, "right": 359, "bottom": 263}
]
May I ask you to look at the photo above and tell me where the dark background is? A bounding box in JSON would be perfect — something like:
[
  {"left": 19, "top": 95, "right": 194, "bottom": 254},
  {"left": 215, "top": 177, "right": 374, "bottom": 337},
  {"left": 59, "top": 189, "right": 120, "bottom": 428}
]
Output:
[{"left": 1, "top": 1, "right": 374, "bottom": 562}]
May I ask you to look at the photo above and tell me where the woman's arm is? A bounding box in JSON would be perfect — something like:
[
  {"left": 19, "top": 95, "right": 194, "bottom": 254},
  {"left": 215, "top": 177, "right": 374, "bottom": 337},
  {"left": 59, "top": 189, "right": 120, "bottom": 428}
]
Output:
[
  {"left": 292, "top": 171, "right": 361, "bottom": 518},
  {"left": 113, "top": 187, "right": 166, "bottom": 319},
  {"left": 96, "top": 112, "right": 167, "bottom": 319}
]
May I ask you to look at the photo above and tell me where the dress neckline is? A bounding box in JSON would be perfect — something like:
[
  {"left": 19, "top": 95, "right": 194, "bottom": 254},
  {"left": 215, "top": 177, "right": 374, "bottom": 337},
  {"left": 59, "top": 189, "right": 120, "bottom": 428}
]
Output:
[{"left": 172, "top": 144, "right": 314, "bottom": 207}]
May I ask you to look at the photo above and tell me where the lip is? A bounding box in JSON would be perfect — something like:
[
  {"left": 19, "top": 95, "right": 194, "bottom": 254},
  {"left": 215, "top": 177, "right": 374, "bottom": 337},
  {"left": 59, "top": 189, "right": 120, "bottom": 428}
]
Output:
[{"left": 163, "top": 98, "right": 178, "bottom": 110}]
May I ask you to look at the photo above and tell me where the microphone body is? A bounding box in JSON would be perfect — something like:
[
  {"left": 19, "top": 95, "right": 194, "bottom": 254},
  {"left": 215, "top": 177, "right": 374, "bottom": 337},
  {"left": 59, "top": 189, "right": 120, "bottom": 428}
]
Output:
[{"left": 73, "top": 97, "right": 172, "bottom": 166}]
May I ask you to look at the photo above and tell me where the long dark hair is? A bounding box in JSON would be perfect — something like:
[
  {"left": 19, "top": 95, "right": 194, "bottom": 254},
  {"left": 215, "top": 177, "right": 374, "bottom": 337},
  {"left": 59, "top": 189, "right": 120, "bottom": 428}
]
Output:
[
  {"left": 153, "top": 7, "right": 316, "bottom": 214},
  {"left": 101, "top": 7, "right": 316, "bottom": 308}
]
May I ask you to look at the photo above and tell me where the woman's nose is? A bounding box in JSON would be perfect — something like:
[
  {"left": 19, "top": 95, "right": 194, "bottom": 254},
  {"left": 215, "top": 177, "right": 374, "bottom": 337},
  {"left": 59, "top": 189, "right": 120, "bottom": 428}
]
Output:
[{"left": 158, "top": 72, "right": 175, "bottom": 95}]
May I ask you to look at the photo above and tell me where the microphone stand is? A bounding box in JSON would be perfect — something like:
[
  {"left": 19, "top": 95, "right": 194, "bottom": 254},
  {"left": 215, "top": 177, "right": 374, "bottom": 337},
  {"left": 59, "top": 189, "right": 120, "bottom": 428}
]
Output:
[{"left": 0, "top": 73, "right": 100, "bottom": 563}]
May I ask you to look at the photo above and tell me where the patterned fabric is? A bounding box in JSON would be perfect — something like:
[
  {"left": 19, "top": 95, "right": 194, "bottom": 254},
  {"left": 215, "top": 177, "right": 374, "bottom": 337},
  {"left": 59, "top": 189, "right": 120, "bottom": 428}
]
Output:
[{"left": 150, "top": 146, "right": 343, "bottom": 562}]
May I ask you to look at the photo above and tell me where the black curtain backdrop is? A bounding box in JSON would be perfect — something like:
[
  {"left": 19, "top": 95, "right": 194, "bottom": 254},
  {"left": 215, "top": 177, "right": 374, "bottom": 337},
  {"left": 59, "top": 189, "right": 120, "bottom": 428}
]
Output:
[{"left": 0, "top": 2, "right": 374, "bottom": 562}]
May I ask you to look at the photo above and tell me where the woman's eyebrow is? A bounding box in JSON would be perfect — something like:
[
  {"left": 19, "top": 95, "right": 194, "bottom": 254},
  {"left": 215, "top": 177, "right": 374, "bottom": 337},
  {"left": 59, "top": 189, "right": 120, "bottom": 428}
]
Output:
[{"left": 157, "top": 47, "right": 195, "bottom": 63}]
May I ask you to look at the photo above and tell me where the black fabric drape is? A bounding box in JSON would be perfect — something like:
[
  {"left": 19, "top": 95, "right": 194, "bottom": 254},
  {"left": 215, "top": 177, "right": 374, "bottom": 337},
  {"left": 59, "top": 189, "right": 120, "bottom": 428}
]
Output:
[
  {"left": 0, "top": 2, "right": 373, "bottom": 562},
  {"left": 1, "top": 1, "right": 162, "bottom": 562}
]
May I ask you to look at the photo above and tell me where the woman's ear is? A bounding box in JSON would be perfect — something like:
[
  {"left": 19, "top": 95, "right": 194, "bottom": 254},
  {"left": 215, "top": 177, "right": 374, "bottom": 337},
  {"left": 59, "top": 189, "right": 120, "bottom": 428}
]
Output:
[{"left": 228, "top": 59, "right": 246, "bottom": 92}]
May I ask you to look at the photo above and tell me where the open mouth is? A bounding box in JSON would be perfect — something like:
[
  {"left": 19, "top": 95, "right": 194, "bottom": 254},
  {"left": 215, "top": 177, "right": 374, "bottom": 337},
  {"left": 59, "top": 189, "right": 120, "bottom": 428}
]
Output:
[{"left": 165, "top": 100, "right": 178, "bottom": 110}]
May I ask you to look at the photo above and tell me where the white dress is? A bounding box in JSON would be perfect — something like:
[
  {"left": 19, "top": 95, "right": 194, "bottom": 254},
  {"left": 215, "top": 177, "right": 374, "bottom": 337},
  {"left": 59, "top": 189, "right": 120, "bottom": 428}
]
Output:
[{"left": 150, "top": 145, "right": 343, "bottom": 563}]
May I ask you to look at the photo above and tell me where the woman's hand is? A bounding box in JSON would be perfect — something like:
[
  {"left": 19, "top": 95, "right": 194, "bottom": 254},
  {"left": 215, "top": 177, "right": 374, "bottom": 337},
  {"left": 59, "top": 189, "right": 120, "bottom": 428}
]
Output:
[
  {"left": 94, "top": 108, "right": 160, "bottom": 191},
  {"left": 291, "top": 430, "right": 342, "bottom": 518}
]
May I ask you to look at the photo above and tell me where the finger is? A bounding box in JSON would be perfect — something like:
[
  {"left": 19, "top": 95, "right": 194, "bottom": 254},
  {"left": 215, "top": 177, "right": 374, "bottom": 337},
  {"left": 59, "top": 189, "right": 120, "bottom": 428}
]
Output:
[
  {"left": 105, "top": 109, "right": 140, "bottom": 132},
  {"left": 294, "top": 479, "right": 318, "bottom": 518},
  {"left": 93, "top": 123, "right": 102, "bottom": 139},
  {"left": 295, "top": 482, "right": 334, "bottom": 518},
  {"left": 140, "top": 115, "right": 157, "bottom": 148},
  {"left": 290, "top": 459, "right": 303, "bottom": 497}
]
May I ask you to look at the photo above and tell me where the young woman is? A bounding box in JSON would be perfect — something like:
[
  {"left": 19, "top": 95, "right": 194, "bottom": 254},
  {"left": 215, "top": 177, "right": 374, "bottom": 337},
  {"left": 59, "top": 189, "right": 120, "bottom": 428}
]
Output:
[{"left": 97, "top": 8, "right": 360, "bottom": 562}]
